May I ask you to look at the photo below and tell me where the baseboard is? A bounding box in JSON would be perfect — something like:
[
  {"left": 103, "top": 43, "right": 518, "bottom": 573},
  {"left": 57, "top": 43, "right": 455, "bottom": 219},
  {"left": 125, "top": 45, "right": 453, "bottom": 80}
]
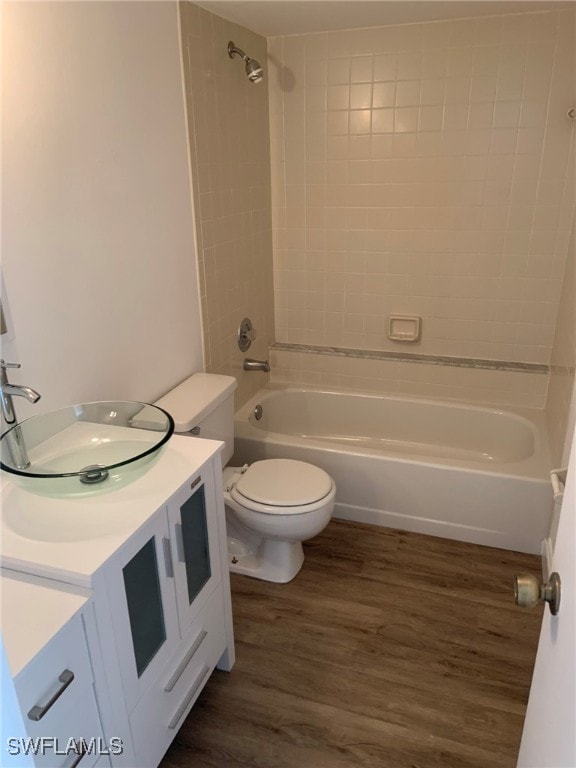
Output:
[{"left": 333, "top": 502, "right": 541, "bottom": 555}]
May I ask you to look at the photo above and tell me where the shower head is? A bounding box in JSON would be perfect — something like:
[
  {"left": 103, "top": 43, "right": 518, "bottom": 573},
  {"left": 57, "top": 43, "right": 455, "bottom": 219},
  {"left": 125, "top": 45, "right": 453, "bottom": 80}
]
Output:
[
  {"left": 245, "top": 58, "right": 264, "bottom": 84},
  {"left": 227, "top": 40, "right": 264, "bottom": 84}
]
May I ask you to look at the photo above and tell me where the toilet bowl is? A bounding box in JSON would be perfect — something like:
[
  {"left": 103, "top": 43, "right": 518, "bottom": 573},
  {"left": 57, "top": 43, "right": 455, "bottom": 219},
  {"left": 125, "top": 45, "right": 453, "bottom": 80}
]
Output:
[
  {"left": 223, "top": 459, "right": 335, "bottom": 583},
  {"left": 154, "top": 373, "right": 335, "bottom": 584}
]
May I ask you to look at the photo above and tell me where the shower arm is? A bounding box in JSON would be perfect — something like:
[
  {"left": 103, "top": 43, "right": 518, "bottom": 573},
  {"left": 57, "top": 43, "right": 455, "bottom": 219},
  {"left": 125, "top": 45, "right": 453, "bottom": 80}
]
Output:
[
  {"left": 227, "top": 42, "right": 249, "bottom": 62},
  {"left": 227, "top": 40, "right": 263, "bottom": 84}
]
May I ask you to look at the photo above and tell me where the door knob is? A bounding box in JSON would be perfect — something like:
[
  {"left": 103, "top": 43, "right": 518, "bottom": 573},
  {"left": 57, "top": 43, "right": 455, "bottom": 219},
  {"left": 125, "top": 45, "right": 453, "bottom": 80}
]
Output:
[{"left": 514, "top": 572, "right": 561, "bottom": 615}]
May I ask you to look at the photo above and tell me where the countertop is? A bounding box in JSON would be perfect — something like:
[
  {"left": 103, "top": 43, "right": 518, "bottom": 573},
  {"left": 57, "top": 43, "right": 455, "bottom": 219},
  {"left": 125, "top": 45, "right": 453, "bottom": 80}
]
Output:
[
  {"left": 0, "top": 435, "right": 223, "bottom": 588},
  {"left": 1, "top": 569, "right": 89, "bottom": 677}
]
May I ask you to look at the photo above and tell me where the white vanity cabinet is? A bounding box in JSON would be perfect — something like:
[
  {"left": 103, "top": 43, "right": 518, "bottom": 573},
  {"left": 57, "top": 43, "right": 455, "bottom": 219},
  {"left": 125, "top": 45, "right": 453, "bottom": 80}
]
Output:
[
  {"left": 16, "top": 633, "right": 110, "bottom": 768},
  {"left": 1, "top": 437, "right": 234, "bottom": 768},
  {"left": 1, "top": 571, "right": 110, "bottom": 768},
  {"left": 97, "top": 453, "right": 231, "bottom": 768}
]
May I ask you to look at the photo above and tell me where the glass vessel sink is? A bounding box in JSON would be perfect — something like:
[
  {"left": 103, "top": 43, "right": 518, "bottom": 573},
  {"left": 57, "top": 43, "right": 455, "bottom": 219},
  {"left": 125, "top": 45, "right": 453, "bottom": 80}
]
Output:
[{"left": 0, "top": 401, "right": 174, "bottom": 495}]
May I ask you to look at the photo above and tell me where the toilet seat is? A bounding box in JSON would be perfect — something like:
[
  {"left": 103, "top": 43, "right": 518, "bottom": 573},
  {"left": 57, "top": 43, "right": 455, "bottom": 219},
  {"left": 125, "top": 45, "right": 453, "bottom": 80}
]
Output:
[{"left": 230, "top": 459, "right": 333, "bottom": 515}]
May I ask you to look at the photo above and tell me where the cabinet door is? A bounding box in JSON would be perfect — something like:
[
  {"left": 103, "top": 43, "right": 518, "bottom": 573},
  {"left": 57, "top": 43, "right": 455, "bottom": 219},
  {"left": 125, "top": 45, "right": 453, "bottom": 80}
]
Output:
[
  {"left": 14, "top": 609, "right": 107, "bottom": 768},
  {"left": 167, "top": 466, "right": 222, "bottom": 633},
  {"left": 105, "top": 511, "right": 179, "bottom": 713}
]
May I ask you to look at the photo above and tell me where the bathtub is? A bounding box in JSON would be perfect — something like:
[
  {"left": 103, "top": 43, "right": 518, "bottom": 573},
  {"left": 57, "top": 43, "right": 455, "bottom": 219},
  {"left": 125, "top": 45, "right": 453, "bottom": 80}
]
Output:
[{"left": 233, "top": 386, "right": 553, "bottom": 555}]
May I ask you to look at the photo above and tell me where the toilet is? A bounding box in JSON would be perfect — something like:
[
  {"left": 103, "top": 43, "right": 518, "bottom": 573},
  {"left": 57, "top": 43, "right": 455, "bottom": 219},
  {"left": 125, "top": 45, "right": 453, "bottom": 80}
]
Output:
[{"left": 155, "top": 373, "right": 335, "bottom": 583}]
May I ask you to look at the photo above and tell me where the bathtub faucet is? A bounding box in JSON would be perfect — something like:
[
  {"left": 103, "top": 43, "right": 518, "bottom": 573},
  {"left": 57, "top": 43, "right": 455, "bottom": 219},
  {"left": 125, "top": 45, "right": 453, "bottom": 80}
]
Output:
[{"left": 243, "top": 358, "right": 271, "bottom": 373}]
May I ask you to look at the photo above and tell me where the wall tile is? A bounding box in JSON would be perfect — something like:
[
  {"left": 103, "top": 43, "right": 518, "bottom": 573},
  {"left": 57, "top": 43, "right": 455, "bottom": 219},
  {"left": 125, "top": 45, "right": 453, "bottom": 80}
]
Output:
[
  {"left": 270, "top": 347, "right": 548, "bottom": 408},
  {"left": 268, "top": 8, "right": 575, "bottom": 368},
  {"left": 546, "top": 208, "right": 576, "bottom": 464},
  {"left": 181, "top": 2, "right": 274, "bottom": 406}
]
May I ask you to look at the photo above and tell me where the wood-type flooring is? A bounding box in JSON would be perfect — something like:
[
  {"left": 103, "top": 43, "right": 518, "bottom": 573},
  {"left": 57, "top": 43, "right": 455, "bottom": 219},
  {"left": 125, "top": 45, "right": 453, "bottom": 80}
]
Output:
[{"left": 161, "top": 520, "right": 543, "bottom": 768}]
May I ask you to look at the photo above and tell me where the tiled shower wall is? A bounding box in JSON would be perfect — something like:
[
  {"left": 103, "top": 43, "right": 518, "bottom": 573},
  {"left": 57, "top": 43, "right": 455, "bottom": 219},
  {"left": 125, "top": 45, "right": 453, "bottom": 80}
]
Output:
[
  {"left": 180, "top": 3, "right": 274, "bottom": 407},
  {"left": 268, "top": 10, "right": 575, "bottom": 367},
  {"left": 546, "top": 220, "right": 576, "bottom": 465}
]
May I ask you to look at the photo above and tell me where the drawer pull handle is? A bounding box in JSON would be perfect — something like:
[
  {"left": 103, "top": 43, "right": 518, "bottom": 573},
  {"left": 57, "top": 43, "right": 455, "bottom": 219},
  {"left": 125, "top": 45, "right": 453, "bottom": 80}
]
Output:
[
  {"left": 68, "top": 741, "right": 87, "bottom": 768},
  {"left": 162, "top": 536, "right": 174, "bottom": 579},
  {"left": 164, "top": 629, "right": 208, "bottom": 692},
  {"left": 175, "top": 523, "right": 185, "bottom": 563},
  {"left": 27, "top": 669, "right": 75, "bottom": 721},
  {"left": 191, "top": 476, "right": 201, "bottom": 490},
  {"left": 168, "top": 664, "right": 210, "bottom": 730}
]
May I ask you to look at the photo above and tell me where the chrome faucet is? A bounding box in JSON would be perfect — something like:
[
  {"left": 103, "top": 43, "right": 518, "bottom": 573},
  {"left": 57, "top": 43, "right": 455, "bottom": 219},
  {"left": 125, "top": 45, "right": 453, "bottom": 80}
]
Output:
[
  {"left": 243, "top": 358, "right": 271, "bottom": 372},
  {"left": 1, "top": 361, "right": 41, "bottom": 423},
  {"left": 0, "top": 360, "right": 41, "bottom": 469}
]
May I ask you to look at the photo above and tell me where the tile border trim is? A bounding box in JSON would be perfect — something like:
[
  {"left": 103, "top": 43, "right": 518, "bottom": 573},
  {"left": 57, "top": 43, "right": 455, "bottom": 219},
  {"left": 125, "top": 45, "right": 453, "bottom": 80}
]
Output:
[{"left": 271, "top": 342, "right": 549, "bottom": 374}]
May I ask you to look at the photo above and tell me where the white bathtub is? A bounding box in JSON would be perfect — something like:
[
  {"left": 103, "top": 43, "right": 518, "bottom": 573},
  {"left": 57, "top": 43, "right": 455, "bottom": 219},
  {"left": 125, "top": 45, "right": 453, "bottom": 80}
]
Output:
[{"left": 233, "top": 386, "right": 553, "bottom": 554}]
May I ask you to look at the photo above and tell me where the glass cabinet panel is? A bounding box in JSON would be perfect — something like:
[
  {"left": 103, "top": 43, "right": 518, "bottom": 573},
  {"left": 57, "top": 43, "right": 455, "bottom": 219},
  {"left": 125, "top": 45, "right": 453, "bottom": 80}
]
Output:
[
  {"left": 180, "top": 485, "right": 211, "bottom": 605},
  {"left": 122, "top": 537, "right": 166, "bottom": 677}
]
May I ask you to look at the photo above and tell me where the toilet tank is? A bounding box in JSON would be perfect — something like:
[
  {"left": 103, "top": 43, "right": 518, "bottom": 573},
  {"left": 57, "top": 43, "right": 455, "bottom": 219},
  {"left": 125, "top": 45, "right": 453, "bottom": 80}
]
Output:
[{"left": 154, "top": 373, "right": 238, "bottom": 466}]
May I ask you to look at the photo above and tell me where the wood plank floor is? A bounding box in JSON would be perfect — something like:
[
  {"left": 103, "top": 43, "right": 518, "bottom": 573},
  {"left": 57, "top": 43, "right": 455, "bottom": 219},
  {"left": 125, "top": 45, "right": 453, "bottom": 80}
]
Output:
[{"left": 161, "top": 520, "right": 543, "bottom": 768}]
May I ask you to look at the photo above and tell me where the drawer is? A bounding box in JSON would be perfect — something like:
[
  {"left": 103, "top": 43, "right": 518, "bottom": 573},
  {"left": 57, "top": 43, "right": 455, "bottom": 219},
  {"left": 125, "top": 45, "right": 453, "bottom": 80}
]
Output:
[
  {"left": 23, "top": 687, "right": 105, "bottom": 768},
  {"left": 16, "top": 613, "right": 94, "bottom": 733},
  {"left": 129, "top": 586, "right": 226, "bottom": 768}
]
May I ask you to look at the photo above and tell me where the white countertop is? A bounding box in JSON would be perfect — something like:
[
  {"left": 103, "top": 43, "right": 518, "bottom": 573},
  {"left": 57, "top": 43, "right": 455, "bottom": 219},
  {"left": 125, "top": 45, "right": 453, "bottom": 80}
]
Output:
[
  {"left": 0, "top": 435, "right": 223, "bottom": 588},
  {"left": 1, "top": 569, "right": 89, "bottom": 677}
]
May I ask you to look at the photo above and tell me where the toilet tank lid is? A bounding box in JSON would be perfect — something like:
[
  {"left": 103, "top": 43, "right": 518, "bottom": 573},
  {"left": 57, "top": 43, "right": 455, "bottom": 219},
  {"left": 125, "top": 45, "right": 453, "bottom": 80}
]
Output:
[{"left": 154, "top": 373, "right": 237, "bottom": 433}]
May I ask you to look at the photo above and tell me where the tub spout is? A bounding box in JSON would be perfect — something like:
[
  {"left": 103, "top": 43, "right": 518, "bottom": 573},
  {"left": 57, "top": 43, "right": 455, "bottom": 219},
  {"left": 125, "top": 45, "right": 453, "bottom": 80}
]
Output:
[{"left": 243, "top": 358, "right": 270, "bottom": 372}]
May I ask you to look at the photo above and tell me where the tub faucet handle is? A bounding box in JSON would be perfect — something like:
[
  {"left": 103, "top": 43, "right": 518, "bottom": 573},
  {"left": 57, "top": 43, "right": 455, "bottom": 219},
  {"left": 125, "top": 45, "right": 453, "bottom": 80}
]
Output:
[{"left": 0, "top": 360, "right": 21, "bottom": 370}]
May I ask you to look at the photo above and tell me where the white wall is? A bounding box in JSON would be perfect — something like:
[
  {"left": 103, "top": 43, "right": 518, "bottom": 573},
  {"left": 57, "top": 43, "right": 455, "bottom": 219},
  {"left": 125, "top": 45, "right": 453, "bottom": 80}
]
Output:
[{"left": 1, "top": 1, "right": 203, "bottom": 420}]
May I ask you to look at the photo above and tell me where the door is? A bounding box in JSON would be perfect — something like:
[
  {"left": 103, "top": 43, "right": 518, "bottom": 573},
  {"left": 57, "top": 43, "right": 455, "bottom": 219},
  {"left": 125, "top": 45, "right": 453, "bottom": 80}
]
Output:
[
  {"left": 517, "top": 427, "right": 576, "bottom": 767},
  {"left": 106, "top": 510, "right": 180, "bottom": 713},
  {"left": 167, "top": 468, "right": 222, "bottom": 634}
]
